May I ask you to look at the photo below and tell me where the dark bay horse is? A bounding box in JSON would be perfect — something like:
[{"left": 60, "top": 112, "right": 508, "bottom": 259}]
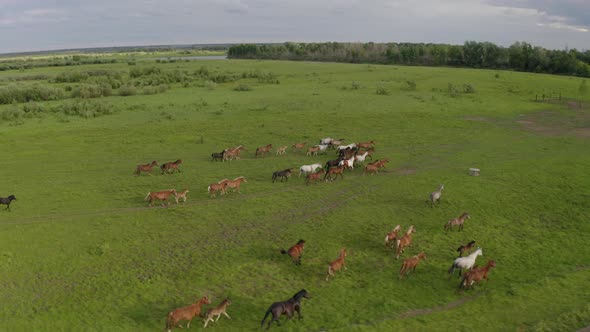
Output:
[
  {"left": 272, "top": 168, "right": 293, "bottom": 183},
  {"left": 211, "top": 151, "right": 225, "bottom": 162},
  {"left": 261, "top": 289, "right": 310, "bottom": 329},
  {"left": 161, "top": 159, "right": 182, "bottom": 174},
  {"left": 0, "top": 195, "right": 16, "bottom": 210}
]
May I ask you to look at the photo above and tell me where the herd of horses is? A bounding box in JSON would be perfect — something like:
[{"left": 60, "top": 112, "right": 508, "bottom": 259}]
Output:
[{"left": 132, "top": 136, "right": 495, "bottom": 330}]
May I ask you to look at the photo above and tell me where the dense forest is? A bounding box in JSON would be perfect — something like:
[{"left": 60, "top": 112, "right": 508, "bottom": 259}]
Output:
[{"left": 228, "top": 41, "right": 590, "bottom": 77}]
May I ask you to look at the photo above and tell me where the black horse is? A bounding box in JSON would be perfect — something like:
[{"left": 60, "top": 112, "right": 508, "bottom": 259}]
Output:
[
  {"left": 272, "top": 168, "right": 293, "bottom": 183},
  {"left": 325, "top": 158, "right": 343, "bottom": 171},
  {"left": 211, "top": 150, "right": 225, "bottom": 162},
  {"left": 261, "top": 289, "right": 311, "bottom": 329},
  {"left": 0, "top": 195, "right": 16, "bottom": 210}
]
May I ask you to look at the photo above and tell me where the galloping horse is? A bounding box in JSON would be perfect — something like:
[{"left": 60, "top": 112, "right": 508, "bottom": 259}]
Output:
[
  {"left": 457, "top": 240, "right": 476, "bottom": 257},
  {"left": 260, "top": 289, "right": 311, "bottom": 330},
  {"left": 165, "top": 295, "right": 211, "bottom": 332},
  {"left": 292, "top": 142, "right": 306, "bottom": 151},
  {"left": 134, "top": 160, "right": 158, "bottom": 175},
  {"left": 428, "top": 184, "right": 444, "bottom": 207},
  {"left": 208, "top": 182, "right": 228, "bottom": 197},
  {"left": 281, "top": 240, "right": 305, "bottom": 265},
  {"left": 211, "top": 151, "right": 225, "bottom": 162},
  {"left": 174, "top": 189, "right": 189, "bottom": 204},
  {"left": 326, "top": 248, "right": 347, "bottom": 281},
  {"left": 255, "top": 144, "right": 273, "bottom": 158},
  {"left": 325, "top": 158, "right": 343, "bottom": 171},
  {"left": 357, "top": 140, "right": 376, "bottom": 149},
  {"left": 325, "top": 165, "right": 346, "bottom": 181},
  {"left": 448, "top": 248, "right": 483, "bottom": 277},
  {"left": 459, "top": 260, "right": 496, "bottom": 289},
  {"left": 272, "top": 168, "right": 293, "bottom": 183},
  {"left": 396, "top": 225, "right": 416, "bottom": 259},
  {"left": 305, "top": 170, "right": 325, "bottom": 185},
  {"left": 223, "top": 145, "right": 246, "bottom": 161},
  {"left": 276, "top": 146, "right": 288, "bottom": 155},
  {"left": 145, "top": 189, "right": 177, "bottom": 207},
  {"left": 306, "top": 146, "right": 320, "bottom": 156},
  {"left": 203, "top": 298, "right": 232, "bottom": 328},
  {"left": 399, "top": 252, "right": 426, "bottom": 279},
  {"left": 384, "top": 225, "right": 402, "bottom": 248},
  {"left": 218, "top": 177, "right": 247, "bottom": 193},
  {"left": 363, "top": 163, "right": 380, "bottom": 175},
  {"left": 444, "top": 212, "right": 471, "bottom": 231},
  {"left": 161, "top": 159, "right": 182, "bottom": 174},
  {"left": 299, "top": 163, "right": 322, "bottom": 177},
  {"left": 0, "top": 195, "right": 16, "bottom": 210}
]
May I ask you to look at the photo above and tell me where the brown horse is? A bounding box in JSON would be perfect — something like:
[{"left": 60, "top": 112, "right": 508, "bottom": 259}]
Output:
[
  {"left": 281, "top": 240, "right": 305, "bottom": 265},
  {"left": 399, "top": 252, "right": 426, "bottom": 279},
  {"left": 396, "top": 225, "right": 416, "bottom": 259},
  {"left": 363, "top": 163, "right": 380, "bottom": 175},
  {"left": 260, "top": 289, "right": 310, "bottom": 330},
  {"left": 292, "top": 142, "right": 306, "bottom": 151},
  {"left": 161, "top": 159, "right": 182, "bottom": 174},
  {"left": 459, "top": 260, "right": 496, "bottom": 289},
  {"left": 384, "top": 225, "right": 402, "bottom": 248},
  {"left": 208, "top": 182, "right": 228, "bottom": 197},
  {"left": 165, "top": 295, "right": 211, "bottom": 332},
  {"left": 324, "top": 165, "right": 345, "bottom": 181},
  {"left": 203, "top": 298, "right": 231, "bottom": 328},
  {"left": 174, "top": 189, "right": 189, "bottom": 204},
  {"left": 326, "top": 248, "right": 347, "bottom": 281},
  {"left": 444, "top": 212, "right": 471, "bottom": 232},
  {"left": 218, "top": 176, "right": 247, "bottom": 194},
  {"left": 223, "top": 145, "right": 246, "bottom": 161},
  {"left": 276, "top": 146, "right": 287, "bottom": 155},
  {"left": 255, "top": 144, "right": 273, "bottom": 158},
  {"left": 145, "top": 189, "right": 177, "bottom": 207},
  {"left": 306, "top": 146, "right": 320, "bottom": 156},
  {"left": 305, "top": 169, "right": 325, "bottom": 185},
  {"left": 357, "top": 140, "right": 376, "bottom": 149},
  {"left": 134, "top": 160, "right": 158, "bottom": 176},
  {"left": 457, "top": 240, "right": 476, "bottom": 257}
]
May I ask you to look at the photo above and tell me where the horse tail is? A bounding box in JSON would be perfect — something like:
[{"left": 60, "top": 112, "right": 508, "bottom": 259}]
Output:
[
  {"left": 280, "top": 249, "right": 287, "bottom": 255},
  {"left": 384, "top": 234, "right": 390, "bottom": 246},
  {"left": 456, "top": 246, "right": 463, "bottom": 253},
  {"left": 260, "top": 308, "right": 272, "bottom": 328},
  {"left": 145, "top": 192, "right": 151, "bottom": 201},
  {"left": 165, "top": 312, "right": 173, "bottom": 331},
  {"left": 448, "top": 263, "right": 456, "bottom": 275},
  {"left": 458, "top": 275, "right": 467, "bottom": 289},
  {"left": 133, "top": 167, "right": 140, "bottom": 175},
  {"left": 207, "top": 185, "right": 211, "bottom": 193}
]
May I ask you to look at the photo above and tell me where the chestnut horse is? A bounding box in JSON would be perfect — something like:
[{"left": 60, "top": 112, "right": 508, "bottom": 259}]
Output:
[
  {"left": 218, "top": 176, "right": 247, "bottom": 193},
  {"left": 281, "top": 240, "right": 305, "bottom": 265},
  {"left": 445, "top": 212, "right": 471, "bottom": 231},
  {"left": 326, "top": 248, "right": 347, "bottom": 281},
  {"left": 357, "top": 140, "right": 376, "bottom": 149},
  {"left": 399, "top": 252, "right": 426, "bottom": 279},
  {"left": 161, "top": 159, "right": 182, "bottom": 174},
  {"left": 255, "top": 144, "right": 273, "bottom": 158},
  {"left": 396, "top": 225, "right": 416, "bottom": 259},
  {"left": 134, "top": 160, "right": 158, "bottom": 175},
  {"left": 306, "top": 146, "right": 320, "bottom": 156},
  {"left": 260, "top": 289, "right": 310, "bottom": 330},
  {"left": 208, "top": 182, "right": 228, "bottom": 197},
  {"left": 363, "top": 163, "right": 380, "bottom": 175},
  {"left": 145, "top": 189, "right": 177, "bottom": 207},
  {"left": 384, "top": 225, "right": 402, "bottom": 248},
  {"left": 324, "top": 165, "right": 346, "bottom": 181},
  {"left": 457, "top": 240, "right": 476, "bottom": 257},
  {"left": 459, "top": 260, "right": 496, "bottom": 289},
  {"left": 165, "top": 295, "right": 211, "bottom": 332},
  {"left": 305, "top": 170, "right": 325, "bottom": 185},
  {"left": 292, "top": 142, "right": 306, "bottom": 151}
]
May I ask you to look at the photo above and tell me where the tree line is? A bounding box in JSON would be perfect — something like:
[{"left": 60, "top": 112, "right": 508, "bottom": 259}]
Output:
[{"left": 228, "top": 41, "right": 590, "bottom": 77}]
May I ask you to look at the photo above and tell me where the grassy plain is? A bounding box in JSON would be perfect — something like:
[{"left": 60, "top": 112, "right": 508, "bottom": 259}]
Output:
[{"left": 0, "top": 57, "right": 589, "bottom": 331}]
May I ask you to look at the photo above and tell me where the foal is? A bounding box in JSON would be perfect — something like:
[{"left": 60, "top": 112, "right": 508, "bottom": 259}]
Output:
[
  {"left": 255, "top": 144, "right": 273, "bottom": 158},
  {"left": 326, "top": 248, "right": 347, "bottom": 281},
  {"left": 276, "top": 146, "right": 287, "bottom": 156},
  {"left": 324, "top": 165, "right": 346, "bottom": 181},
  {"left": 396, "top": 226, "right": 416, "bottom": 259},
  {"left": 384, "top": 225, "right": 402, "bottom": 248},
  {"left": 457, "top": 240, "right": 476, "bottom": 257},
  {"left": 444, "top": 212, "right": 471, "bottom": 231},
  {"left": 0, "top": 195, "right": 17, "bottom": 210},
  {"left": 203, "top": 298, "right": 231, "bottom": 328},
  {"left": 399, "top": 252, "right": 426, "bottom": 279},
  {"left": 281, "top": 240, "right": 305, "bottom": 265},
  {"left": 305, "top": 170, "right": 325, "bottom": 185},
  {"left": 459, "top": 260, "right": 496, "bottom": 289},
  {"left": 174, "top": 189, "right": 189, "bottom": 204},
  {"left": 165, "top": 295, "right": 211, "bottom": 332}
]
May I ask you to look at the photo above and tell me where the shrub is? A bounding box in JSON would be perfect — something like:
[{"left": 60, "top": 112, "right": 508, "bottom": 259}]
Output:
[
  {"left": 463, "top": 84, "right": 476, "bottom": 93},
  {"left": 119, "top": 85, "right": 137, "bottom": 96},
  {"left": 233, "top": 84, "right": 252, "bottom": 91},
  {"left": 401, "top": 80, "right": 417, "bottom": 91},
  {"left": 0, "top": 84, "right": 65, "bottom": 104},
  {"left": 71, "top": 83, "right": 112, "bottom": 98},
  {"left": 376, "top": 84, "right": 389, "bottom": 95},
  {"left": 52, "top": 100, "right": 118, "bottom": 118}
]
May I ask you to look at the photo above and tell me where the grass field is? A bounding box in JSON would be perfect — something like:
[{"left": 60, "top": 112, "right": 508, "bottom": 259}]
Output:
[{"left": 0, "top": 58, "right": 589, "bottom": 331}]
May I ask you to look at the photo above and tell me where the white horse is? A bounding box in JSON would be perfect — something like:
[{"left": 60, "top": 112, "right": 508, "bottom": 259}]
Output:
[
  {"left": 319, "top": 137, "right": 333, "bottom": 145},
  {"left": 428, "top": 184, "right": 444, "bottom": 207},
  {"left": 354, "top": 151, "right": 369, "bottom": 165},
  {"left": 315, "top": 144, "right": 329, "bottom": 152},
  {"left": 338, "top": 156, "right": 355, "bottom": 169},
  {"left": 299, "top": 163, "right": 323, "bottom": 177},
  {"left": 448, "top": 248, "right": 482, "bottom": 277},
  {"left": 338, "top": 143, "right": 357, "bottom": 151}
]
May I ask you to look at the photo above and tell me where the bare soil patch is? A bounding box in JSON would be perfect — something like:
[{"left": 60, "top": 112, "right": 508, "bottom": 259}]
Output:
[{"left": 516, "top": 109, "right": 590, "bottom": 138}]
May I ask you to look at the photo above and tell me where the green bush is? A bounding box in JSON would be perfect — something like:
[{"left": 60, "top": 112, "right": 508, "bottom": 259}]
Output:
[
  {"left": 0, "top": 84, "right": 65, "bottom": 104},
  {"left": 119, "top": 85, "right": 137, "bottom": 96},
  {"left": 233, "top": 84, "right": 252, "bottom": 91},
  {"left": 376, "top": 84, "right": 389, "bottom": 95},
  {"left": 52, "top": 100, "right": 118, "bottom": 118}
]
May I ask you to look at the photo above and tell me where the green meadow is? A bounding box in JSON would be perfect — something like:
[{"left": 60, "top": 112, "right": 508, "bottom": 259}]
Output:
[{"left": 0, "top": 57, "right": 589, "bottom": 331}]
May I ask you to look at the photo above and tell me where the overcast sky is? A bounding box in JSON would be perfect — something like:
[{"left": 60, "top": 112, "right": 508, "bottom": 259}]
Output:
[{"left": 1, "top": 0, "right": 589, "bottom": 54}]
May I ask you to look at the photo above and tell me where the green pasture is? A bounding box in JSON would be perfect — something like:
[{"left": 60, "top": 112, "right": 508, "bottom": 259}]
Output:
[{"left": 0, "top": 58, "right": 589, "bottom": 331}]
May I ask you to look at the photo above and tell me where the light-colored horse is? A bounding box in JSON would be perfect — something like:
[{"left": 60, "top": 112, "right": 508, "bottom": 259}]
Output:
[
  {"left": 299, "top": 163, "right": 322, "bottom": 177},
  {"left": 354, "top": 152, "right": 369, "bottom": 165},
  {"left": 338, "top": 156, "right": 355, "bottom": 170},
  {"left": 337, "top": 143, "right": 357, "bottom": 151},
  {"left": 428, "top": 184, "right": 444, "bottom": 207},
  {"left": 319, "top": 137, "right": 333, "bottom": 145},
  {"left": 448, "top": 248, "right": 483, "bottom": 277},
  {"left": 218, "top": 177, "right": 247, "bottom": 193}
]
